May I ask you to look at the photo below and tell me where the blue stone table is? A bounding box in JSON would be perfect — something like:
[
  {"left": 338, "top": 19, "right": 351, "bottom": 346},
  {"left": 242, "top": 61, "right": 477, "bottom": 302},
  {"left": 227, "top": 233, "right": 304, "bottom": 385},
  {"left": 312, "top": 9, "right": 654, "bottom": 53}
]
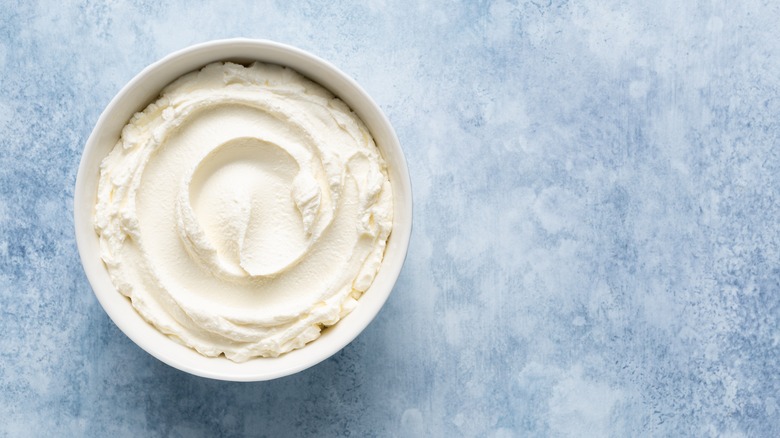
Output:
[{"left": 2, "top": 1, "right": 779, "bottom": 436}]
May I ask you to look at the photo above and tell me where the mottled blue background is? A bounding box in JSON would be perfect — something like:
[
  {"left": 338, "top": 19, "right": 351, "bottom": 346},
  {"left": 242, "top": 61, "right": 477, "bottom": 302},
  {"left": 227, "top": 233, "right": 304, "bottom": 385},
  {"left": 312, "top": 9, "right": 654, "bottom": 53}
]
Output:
[{"left": 2, "top": 1, "right": 780, "bottom": 436}]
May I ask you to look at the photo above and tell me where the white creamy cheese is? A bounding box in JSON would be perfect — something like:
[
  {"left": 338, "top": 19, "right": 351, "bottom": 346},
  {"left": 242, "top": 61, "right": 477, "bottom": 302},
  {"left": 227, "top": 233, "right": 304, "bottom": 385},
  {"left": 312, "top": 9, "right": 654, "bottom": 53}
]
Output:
[{"left": 94, "top": 62, "right": 393, "bottom": 362}]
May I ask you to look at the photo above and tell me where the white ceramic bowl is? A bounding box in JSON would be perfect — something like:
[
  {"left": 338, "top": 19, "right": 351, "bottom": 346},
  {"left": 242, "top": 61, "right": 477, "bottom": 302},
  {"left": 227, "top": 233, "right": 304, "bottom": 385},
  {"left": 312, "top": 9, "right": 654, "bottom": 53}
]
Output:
[{"left": 74, "top": 39, "right": 412, "bottom": 381}]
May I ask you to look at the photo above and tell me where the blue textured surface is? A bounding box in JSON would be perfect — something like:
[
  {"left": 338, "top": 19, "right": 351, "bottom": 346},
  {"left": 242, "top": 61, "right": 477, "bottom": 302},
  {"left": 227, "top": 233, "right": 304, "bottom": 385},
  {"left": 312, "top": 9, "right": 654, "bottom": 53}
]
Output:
[{"left": 2, "top": 1, "right": 780, "bottom": 436}]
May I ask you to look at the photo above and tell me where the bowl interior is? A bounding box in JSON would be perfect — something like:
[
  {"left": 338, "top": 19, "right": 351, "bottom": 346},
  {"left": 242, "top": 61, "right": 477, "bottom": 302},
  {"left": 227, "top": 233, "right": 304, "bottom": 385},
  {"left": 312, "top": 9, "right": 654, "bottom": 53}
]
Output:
[{"left": 74, "top": 39, "right": 412, "bottom": 381}]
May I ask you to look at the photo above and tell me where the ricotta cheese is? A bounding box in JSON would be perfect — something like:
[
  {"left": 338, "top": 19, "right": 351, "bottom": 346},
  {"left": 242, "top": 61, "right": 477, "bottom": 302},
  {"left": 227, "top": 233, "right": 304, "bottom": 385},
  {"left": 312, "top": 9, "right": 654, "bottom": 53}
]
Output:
[{"left": 94, "top": 62, "right": 393, "bottom": 362}]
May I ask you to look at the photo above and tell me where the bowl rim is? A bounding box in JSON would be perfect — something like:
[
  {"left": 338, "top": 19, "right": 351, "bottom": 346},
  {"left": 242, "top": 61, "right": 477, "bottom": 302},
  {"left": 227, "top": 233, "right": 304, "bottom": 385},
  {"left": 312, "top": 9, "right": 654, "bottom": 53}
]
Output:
[{"left": 74, "top": 38, "right": 413, "bottom": 381}]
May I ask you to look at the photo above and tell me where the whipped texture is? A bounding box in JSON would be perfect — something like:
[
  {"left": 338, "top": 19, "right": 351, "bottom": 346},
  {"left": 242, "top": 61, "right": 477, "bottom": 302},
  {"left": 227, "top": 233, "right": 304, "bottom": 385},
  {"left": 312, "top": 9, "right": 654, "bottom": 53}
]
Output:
[{"left": 94, "top": 62, "right": 393, "bottom": 361}]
